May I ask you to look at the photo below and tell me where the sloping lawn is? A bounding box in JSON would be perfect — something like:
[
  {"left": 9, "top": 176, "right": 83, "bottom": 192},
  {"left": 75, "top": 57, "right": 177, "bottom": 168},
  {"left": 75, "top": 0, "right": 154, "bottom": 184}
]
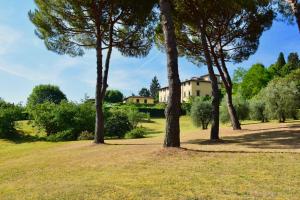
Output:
[{"left": 0, "top": 118, "right": 299, "bottom": 200}]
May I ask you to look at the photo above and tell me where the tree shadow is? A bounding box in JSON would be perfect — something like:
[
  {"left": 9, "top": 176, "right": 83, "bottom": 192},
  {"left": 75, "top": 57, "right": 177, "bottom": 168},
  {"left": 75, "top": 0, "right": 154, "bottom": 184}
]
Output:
[
  {"left": 187, "top": 129, "right": 300, "bottom": 150},
  {"left": 2, "top": 132, "right": 46, "bottom": 144}
]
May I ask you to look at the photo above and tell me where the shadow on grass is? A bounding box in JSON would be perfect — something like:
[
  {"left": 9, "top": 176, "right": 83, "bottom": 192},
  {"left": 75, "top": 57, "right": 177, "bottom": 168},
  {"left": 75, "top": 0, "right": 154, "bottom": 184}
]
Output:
[
  {"left": 187, "top": 129, "right": 300, "bottom": 150},
  {"left": 3, "top": 132, "right": 46, "bottom": 144}
]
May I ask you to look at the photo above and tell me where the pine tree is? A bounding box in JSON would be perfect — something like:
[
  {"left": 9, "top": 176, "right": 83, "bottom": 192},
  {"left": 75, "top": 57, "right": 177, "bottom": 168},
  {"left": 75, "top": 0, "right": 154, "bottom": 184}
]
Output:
[
  {"left": 29, "top": 0, "right": 156, "bottom": 144},
  {"left": 150, "top": 76, "right": 161, "bottom": 101}
]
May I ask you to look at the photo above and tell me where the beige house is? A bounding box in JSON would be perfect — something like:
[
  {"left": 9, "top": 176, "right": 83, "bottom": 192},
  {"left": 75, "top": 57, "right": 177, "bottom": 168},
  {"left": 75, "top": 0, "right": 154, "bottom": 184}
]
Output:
[
  {"left": 159, "top": 74, "right": 222, "bottom": 103},
  {"left": 124, "top": 96, "right": 155, "bottom": 104}
]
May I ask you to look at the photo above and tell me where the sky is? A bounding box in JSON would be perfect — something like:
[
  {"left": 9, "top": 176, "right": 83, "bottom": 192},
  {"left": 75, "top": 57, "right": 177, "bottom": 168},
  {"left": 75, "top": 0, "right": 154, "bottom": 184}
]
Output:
[{"left": 0, "top": 1, "right": 299, "bottom": 104}]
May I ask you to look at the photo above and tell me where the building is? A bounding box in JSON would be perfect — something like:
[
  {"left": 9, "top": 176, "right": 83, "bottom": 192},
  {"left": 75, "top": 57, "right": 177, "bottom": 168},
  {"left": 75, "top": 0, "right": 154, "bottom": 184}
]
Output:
[
  {"left": 124, "top": 96, "right": 155, "bottom": 104},
  {"left": 159, "top": 74, "right": 222, "bottom": 103}
]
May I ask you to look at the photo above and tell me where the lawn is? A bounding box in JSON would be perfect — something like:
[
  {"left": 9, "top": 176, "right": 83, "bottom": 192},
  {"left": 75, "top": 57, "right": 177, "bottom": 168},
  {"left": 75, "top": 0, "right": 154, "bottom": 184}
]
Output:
[{"left": 0, "top": 117, "right": 300, "bottom": 200}]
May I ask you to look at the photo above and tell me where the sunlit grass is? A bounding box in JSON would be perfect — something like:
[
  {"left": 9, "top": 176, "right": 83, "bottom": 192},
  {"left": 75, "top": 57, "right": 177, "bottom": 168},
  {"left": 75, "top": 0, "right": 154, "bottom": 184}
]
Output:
[{"left": 0, "top": 118, "right": 299, "bottom": 199}]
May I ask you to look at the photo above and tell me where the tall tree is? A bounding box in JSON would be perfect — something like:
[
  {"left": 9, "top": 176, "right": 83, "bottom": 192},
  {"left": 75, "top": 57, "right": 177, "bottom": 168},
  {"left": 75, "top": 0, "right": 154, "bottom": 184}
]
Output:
[
  {"left": 150, "top": 76, "right": 161, "bottom": 100},
  {"left": 269, "top": 52, "right": 286, "bottom": 77},
  {"left": 160, "top": 0, "right": 273, "bottom": 136},
  {"left": 159, "top": 0, "right": 181, "bottom": 147},
  {"left": 139, "top": 88, "right": 151, "bottom": 97},
  {"left": 286, "top": 0, "right": 300, "bottom": 30},
  {"left": 29, "top": 0, "right": 156, "bottom": 144}
]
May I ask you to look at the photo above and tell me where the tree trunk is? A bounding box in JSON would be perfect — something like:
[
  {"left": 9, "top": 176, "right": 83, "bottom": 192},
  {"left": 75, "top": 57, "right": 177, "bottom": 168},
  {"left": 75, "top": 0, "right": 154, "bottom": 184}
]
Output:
[
  {"left": 207, "top": 38, "right": 241, "bottom": 131},
  {"left": 94, "top": 43, "right": 105, "bottom": 144},
  {"left": 159, "top": 0, "right": 181, "bottom": 148},
  {"left": 226, "top": 89, "right": 241, "bottom": 130},
  {"left": 199, "top": 26, "right": 220, "bottom": 141}
]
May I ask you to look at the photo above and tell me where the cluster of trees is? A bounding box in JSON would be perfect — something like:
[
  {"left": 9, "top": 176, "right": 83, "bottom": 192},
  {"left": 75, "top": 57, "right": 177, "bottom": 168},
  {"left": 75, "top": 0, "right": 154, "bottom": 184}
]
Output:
[
  {"left": 234, "top": 52, "right": 300, "bottom": 99},
  {"left": 138, "top": 76, "right": 161, "bottom": 101},
  {"left": 28, "top": 0, "right": 300, "bottom": 147}
]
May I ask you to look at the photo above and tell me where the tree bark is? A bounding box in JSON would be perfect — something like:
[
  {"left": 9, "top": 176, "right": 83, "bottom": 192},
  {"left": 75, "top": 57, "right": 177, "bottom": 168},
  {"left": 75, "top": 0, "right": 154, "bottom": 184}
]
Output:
[
  {"left": 94, "top": 38, "right": 105, "bottom": 144},
  {"left": 199, "top": 26, "right": 220, "bottom": 141},
  {"left": 210, "top": 48, "right": 241, "bottom": 130},
  {"left": 159, "top": 0, "right": 181, "bottom": 147}
]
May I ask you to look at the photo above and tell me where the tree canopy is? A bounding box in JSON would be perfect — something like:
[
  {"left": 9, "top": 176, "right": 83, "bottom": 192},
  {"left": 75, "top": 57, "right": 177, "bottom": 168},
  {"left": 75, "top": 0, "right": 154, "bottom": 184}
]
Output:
[
  {"left": 27, "top": 84, "right": 67, "bottom": 108},
  {"left": 104, "top": 90, "right": 124, "bottom": 103}
]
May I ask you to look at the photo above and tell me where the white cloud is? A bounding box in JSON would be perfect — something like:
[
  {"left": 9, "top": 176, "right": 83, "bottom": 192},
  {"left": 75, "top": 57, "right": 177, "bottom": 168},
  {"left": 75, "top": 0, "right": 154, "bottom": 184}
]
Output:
[{"left": 0, "top": 25, "right": 22, "bottom": 55}]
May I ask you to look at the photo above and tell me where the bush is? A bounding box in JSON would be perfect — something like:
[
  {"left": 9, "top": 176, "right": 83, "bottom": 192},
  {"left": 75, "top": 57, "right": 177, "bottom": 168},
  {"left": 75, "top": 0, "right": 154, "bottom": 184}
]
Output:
[
  {"left": 249, "top": 97, "right": 268, "bottom": 122},
  {"left": 78, "top": 131, "right": 94, "bottom": 140},
  {"left": 220, "top": 94, "right": 249, "bottom": 123},
  {"left": 190, "top": 97, "right": 212, "bottom": 130},
  {"left": 138, "top": 107, "right": 165, "bottom": 118},
  {"left": 127, "top": 109, "right": 148, "bottom": 128},
  {"left": 29, "top": 101, "right": 95, "bottom": 137},
  {"left": 105, "top": 110, "right": 132, "bottom": 138},
  {"left": 46, "top": 130, "right": 76, "bottom": 142},
  {"left": 0, "top": 100, "right": 23, "bottom": 138},
  {"left": 125, "top": 128, "right": 147, "bottom": 139}
]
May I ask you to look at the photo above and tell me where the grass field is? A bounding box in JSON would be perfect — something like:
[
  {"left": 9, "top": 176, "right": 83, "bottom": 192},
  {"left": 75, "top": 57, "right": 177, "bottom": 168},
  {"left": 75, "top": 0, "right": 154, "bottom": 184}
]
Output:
[{"left": 0, "top": 117, "right": 300, "bottom": 200}]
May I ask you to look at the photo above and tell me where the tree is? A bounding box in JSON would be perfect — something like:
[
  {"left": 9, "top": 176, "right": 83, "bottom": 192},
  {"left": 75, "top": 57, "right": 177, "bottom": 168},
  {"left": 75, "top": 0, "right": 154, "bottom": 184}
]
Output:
[
  {"left": 281, "top": 52, "right": 300, "bottom": 76},
  {"left": 150, "top": 76, "right": 161, "bottom": 100},
  {"left": 249, "top": 96, "right": 268, "bottom": 122},
  {"left": 233, "top": 67, "right": 248, "bottom": 94},
  {"left": 240, "top": 64, "right": 271, "bottom": 99},
  {"left": 269, "top": 52, "right": 286, "bottom": 77},
  {"left": 29, "top": 0, "right": 156, "bottom": 144},
  {"left": 159, "top": 0, "right": 181, "bottom": 147},
  {"left": 166, "top": 0, "right": 274, "bottom": 135},
  {"left": 27, "top": 84, "right": 67, "bottom": 109},
  {"left": 104, "top": 90, "right": 123, "bottom": 103},
  {"left": 191, "top": 97, "right": 212, "bottom": 130},
  {"left": 139, "top": 88, "right": 151, "bottom": 97},
  {"left": 286, "top": 0, "right": 300, "bottom": 31},
  {"left": 261, "top": 77, "right": 299, "bottom": 122}
]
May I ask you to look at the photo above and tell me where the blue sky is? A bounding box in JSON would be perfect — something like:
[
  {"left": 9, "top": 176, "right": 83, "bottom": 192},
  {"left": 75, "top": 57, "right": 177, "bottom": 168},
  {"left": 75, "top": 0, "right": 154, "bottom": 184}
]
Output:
[{"left": 0, "top": 1, "right": 299, "bottom": 104}]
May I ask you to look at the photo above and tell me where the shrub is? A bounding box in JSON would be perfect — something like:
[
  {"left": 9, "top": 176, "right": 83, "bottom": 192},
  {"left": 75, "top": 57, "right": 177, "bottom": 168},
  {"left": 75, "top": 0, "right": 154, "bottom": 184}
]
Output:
[
  {"left": 127, "top": 109, "right": 147, "bottom": 128},
  {"left": 47, "top": 130, "right": 76, "bottom": 142},
  {"left": 30, "top": 101, "right": 95, "bottom": 137},
  {"left": 78, "top": 131, "right": 94, "bottom": 140},
  {"left": 105, "top": 110, "right": 132, "bottom": 138},
  {"left": 220, "top": 94, "right": 249, "bottom": 123},
  {"left": 125, "top": 128, "right": 147, "bottom": 139},
  {"left": 190, "top": 97, "right": 212, "bottom": 130},
  {"left": 249, "top": 97, "right": 268, "bottom": 122},
  {"left": 0, "top": 100, "right": 23, "bottom": 138}
]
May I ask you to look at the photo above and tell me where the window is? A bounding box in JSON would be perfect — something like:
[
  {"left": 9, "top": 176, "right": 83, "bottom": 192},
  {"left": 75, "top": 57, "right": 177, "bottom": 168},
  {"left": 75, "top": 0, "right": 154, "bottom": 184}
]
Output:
[
  {"left": 188, "top": 82, "right": 190, "bottom": 85},
  {"left": 197, "top": 82, "right": 199, "bottom": 86},
  {"left": 197, "top": 90, "right": 200, "bottom": 96},
  {"left": 188, "top": 91, "right": 191, "bottom": 97},
  {"left": 184, "top": 92, "right": 186, "bottom": 97},
  {"left": 136, "top": 99, "right": 140, "bottom": 103},
  {"left": 144, "top": 99, "right": 147, "bottom": 104}
]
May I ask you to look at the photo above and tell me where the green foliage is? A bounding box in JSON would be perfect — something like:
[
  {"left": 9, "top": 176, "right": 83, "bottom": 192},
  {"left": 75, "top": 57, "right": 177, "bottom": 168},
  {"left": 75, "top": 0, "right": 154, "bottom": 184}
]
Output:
[
  {"left": 78, "top": 131, "right": 94, "bottom": 141},
  {"left": 240, "top": 64, "right": 271, "bottom": 99},
  {"left": 269, "top": 52, "right": 286, "bottom": 77},
  {"left": 105, "top": 110, "right": 132, "bottom": 138},
  {"left": 30, "top": 101, "right": 95, "bottom": 137},
  {"left": 150, "top": 76, "right": 160, "bottom": 101},
  {"left": 139, "top": 88, "right": 151, "bottom": 97},
  {"left": 104, "top": 90, "right": 124, "bottom": 103},
  {"left": 181, "top": 102, "right": 192, "bottom": 115},
  {"left": 190, "top": 97, "right": 212, "bottom": 130},
  {"left": 27, "top": 85, "right": 67, "bottom": 109},
  {"left": 260, "top": 77, "right": 300, "bottom": 122},
  {"left": 46, "top": 130, "right": 76, "bottom": 142},
  {"left": 125, "top": 127, "right": 146, "bottom": 139},
  {"left": 0, "top": 99, "right": 23, "bottom": 138},
  {"left": 249, "top": 97, "right": 268, "bottom": 122},
  {"left": 127, "top": 109, "right": 147, "bottom": 129},
  {"left": 221, "top": 95, "right": 249, "bottom": 123}
]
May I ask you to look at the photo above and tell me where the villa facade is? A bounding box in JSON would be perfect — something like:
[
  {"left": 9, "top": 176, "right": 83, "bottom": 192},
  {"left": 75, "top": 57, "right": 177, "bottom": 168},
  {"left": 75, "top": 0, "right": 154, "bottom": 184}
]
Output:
[
  {"left": 158, "top": 74, "right": 222, "bottom": 103},
  {"left": 124, "top": 96, "right": 155, "bottom": 104}
]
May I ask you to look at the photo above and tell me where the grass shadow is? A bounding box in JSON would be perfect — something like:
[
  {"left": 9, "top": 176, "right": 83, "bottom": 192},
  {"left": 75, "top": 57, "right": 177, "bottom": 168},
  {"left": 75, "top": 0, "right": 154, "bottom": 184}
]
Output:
[{"left": 187, "top": 129, "right": 300, "bottom": 150}]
